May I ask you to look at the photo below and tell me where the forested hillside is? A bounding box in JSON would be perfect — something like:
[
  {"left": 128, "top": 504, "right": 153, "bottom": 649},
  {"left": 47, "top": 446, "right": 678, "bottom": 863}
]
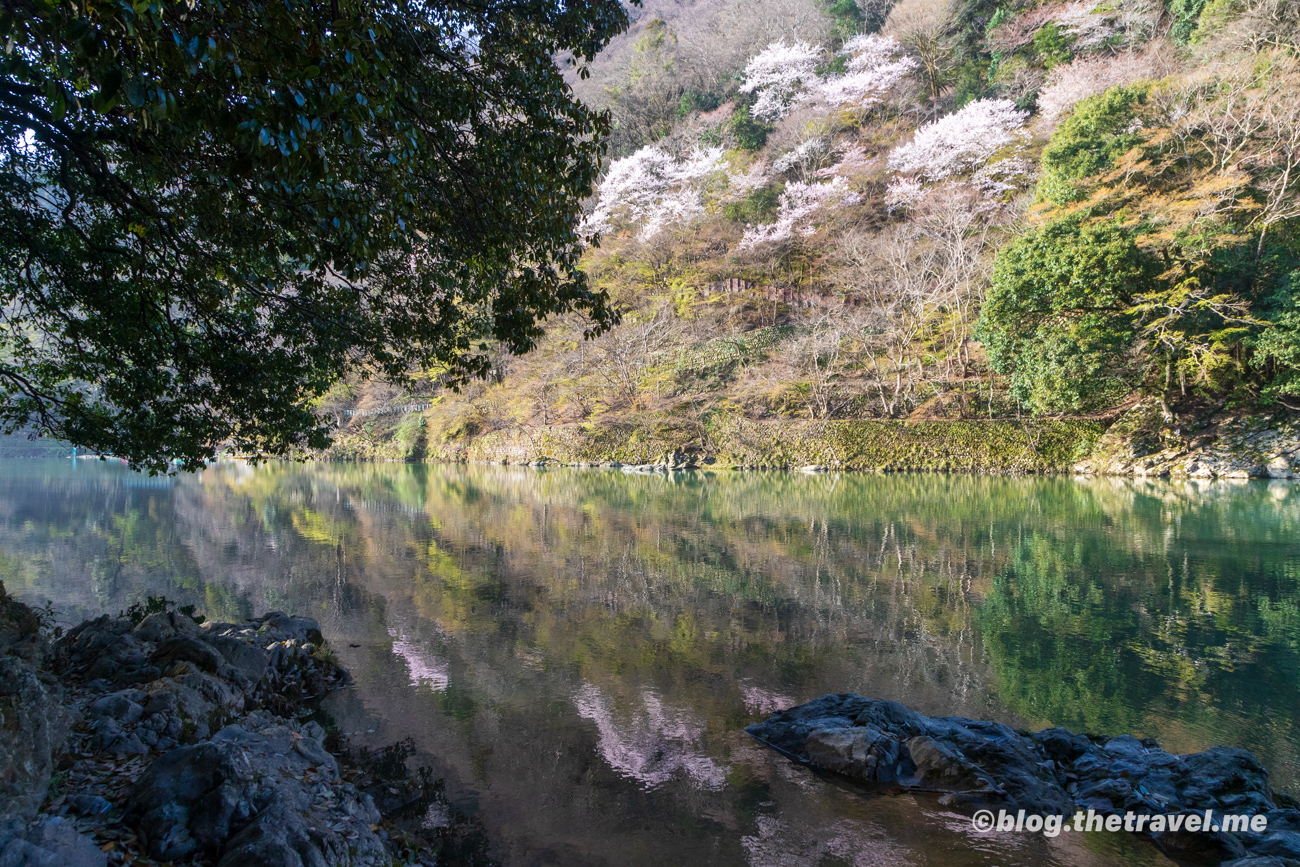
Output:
[{"left": 325, "top": 0, "right": 1300, "bottom": 466}]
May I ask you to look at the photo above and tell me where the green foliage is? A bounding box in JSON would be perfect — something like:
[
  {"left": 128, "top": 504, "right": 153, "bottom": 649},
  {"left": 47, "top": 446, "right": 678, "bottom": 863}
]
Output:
[
  {"left": 1038, "top": 84, "right": 1149, "bottom": 205},
  {"left": 0, "top": 0, "right": 627, "bottom": 473},
  {"left": 729, "top": 103, "right": 769, "bottom": 151},
  {"left": 677, "top": 88, "right": 721, "bottom": 119},
  {"left": 952, "top": 59, "right": 992, "bottom": 107},
  {"left": 1189, "top": 0, "right": 1242, "bottom": 43},
  {"left": 1032, "top": 22, "right": 1073, "bottom": 69},
  {"left": 978, "top": 217, "right": 1157, "bottom": 414},
  {"left": 1170, "top": 0, "right": 1213, "bottom": 43},
  {"left": 1252, "top": 268, "right": 1300, "bottom": 403},
  {"left": 821, "top": 0, "right": 867, "bottom": 41},
  {"left": 724, "top": 185, "right": 782, "bottom": 225}
]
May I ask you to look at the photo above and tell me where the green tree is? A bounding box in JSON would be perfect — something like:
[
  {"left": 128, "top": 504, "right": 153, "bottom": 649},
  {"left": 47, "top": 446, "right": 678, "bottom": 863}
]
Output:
[
  {"left": 0, "top": 0, "right": 628, "bottom": 472},
  {"left": 1037, "top": 84, "right": 1149, "bottom": 206},
  {"left": 977, "top": 217, "right": 1157, "bottom": 414}
]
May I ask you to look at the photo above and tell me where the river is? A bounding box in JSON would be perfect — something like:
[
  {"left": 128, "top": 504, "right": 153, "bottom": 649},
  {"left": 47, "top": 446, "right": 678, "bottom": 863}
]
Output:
[{"left": 4, "top": 459, "right": 1299, "bottom": 866}]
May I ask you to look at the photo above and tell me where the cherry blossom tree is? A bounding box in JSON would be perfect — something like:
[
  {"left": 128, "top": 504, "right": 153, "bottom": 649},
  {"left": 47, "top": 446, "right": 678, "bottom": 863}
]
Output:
[
  {"left": 889, "top": 99, "right": 1029, "bottom": 182},
  {"left": 738, "top": 40, "right": 821, "bottom": 123},
  {"left": 583, "top": 145, "right": 726, "bottom": 241},
  {"left": 815, "top": 35, "right": 917, "bottom": 109},
  {"left": 739, "top": 177, "right": 860, "bottom": 249},
  {"left": 886, "top": 99, "right": 1031, "bottom": 209}
]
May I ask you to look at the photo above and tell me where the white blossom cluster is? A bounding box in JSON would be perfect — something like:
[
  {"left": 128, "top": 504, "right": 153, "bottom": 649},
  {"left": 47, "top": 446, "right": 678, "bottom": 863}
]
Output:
[
  {"left": 582, "top": 145, "right": 725, "bottom": 242},
  {"left": 738, "top": 40, "right": 822, "bottom": 123},
  {"left": 886, "top": 98, "right": 1030, "bottom": 207},
  {"left": 815, "top": 35, "right": 917, "bottom": 110},
  {"left": 740, "top": 37, "right": 914, "bottom": 124},
  {"left": 738, "top": 177, "right": 861, "bottom": 249},
  {"left": 1054, "top": 1, "right": 1120, "bottom": 51}
]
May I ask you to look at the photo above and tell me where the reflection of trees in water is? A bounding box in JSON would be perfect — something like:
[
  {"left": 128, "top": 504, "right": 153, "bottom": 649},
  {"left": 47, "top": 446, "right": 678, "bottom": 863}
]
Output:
[{"left": 4, "top": 460, "right": 1300, "bottom": 803}]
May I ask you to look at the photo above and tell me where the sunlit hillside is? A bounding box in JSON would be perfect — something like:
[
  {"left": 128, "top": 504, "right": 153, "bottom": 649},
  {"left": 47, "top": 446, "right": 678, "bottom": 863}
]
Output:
[{"left": 324, "top": 0, "right": 1300, "bottom": 462}]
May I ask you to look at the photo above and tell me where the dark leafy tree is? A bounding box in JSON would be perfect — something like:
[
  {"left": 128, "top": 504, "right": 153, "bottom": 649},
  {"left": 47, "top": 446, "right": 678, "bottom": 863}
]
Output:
[
  {"left": 977, "top": 217, "right": 1157, "bottom": 414},
  {"left": 0, "top": 0, "right": 629, "bottom": 471}
]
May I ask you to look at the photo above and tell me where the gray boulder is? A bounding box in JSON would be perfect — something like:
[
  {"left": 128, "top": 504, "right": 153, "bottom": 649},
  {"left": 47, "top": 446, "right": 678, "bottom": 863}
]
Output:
[
  {"left": 0, "top": 658, "right": 70, "bottom": 824},
  {"left": 748, "top": 694, "right": 1300, "bottom": 867},
  {"left": 127, "top": 717, "right": 384, "bottom": 866},
  {"left": 0, "top": 816, "right": 106, "bottom": 867}
]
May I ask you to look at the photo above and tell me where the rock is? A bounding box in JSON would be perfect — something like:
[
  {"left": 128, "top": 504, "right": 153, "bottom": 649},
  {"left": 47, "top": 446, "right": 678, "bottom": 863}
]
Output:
[
  {"left": 0, "top": 816, "right": 107, "bottom": 867},
  {"left": 750, "top": 694, "right": 1299, "bottom": 866},
  {"left": 60, "top": 616, "right": 158, "bottom": 686},
  {"left": 90, "top": 689, "right": 147, "bottom": 724},
  {"left": 64, "top": 794, "right": 112, "bottom": 818},
  {"left": 748, "top": 695, "right": 1071, "bottom": 813},
  {"left": 207, "top": 635, "right": 269, "bottom": 689},
  {"left": 134, "top": 610, "right": 202, "bottom": 643},
  {"left": 127, "top": 719, "right": 384, "bottom": 866},
  {"left": 255, "top": 612, "right": 323, "bottom": 646},
  {"left": 89, "top": 716, "right": 148, "bottom": 756},
  {"left": 151, "top": 635, "right": 226, "bottom": 673},
  {"left": 1267, "top": 457, "right": 1294, "bottom": 479},
  {"left": 799, "top": 465, "right": 829, "bottom": 473},
  {"left": 0, "top": 658, "right": 70, "bottom": 823}
]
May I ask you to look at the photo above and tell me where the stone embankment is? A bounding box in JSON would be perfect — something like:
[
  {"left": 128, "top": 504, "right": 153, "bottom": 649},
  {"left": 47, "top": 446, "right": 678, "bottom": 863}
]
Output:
[
  {"left": 1075, "top": 401, "right": 1300, "bottom": 479},
  {"left": 749, "top": 694, "right": 1300, "bottom": 867},
  {"left": 0, "top": 585, "right": 467, "bottom": 867},
  {"left": 418, "top": 417, "right": 1104, "bottom": 474}
]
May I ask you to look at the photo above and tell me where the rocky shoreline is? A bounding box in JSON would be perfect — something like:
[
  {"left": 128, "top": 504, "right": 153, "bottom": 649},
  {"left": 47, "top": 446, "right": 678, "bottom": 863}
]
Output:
[
  {"left": 749, "top": 694, "right": 1300, "bottom": 867},
  {"left": 0, "top": 584, "right": 483, "bottom": 867},
  {"left": 1074, "top": 402, "right": 1300, "bottom": 479}
]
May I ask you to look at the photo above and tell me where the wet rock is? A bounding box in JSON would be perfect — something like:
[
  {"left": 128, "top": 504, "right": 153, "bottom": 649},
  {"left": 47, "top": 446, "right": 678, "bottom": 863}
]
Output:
[
  {"left": 0, "top": 657, "right": 70, "bottom": 823},
  {"left": 750, "top": 695, "right": 1072, "bottom": 813},
  {"left": 256, "top": 612, "right": 324, "bottom": 646},
  {"left": 750, "top": 694, "right": 1300, "bottom": 867}
]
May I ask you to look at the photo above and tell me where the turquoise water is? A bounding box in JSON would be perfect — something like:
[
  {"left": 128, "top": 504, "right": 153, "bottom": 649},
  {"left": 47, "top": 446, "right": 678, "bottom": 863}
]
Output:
[{"left": 5, "top": 459, "right": 1300, "bottom": 866}]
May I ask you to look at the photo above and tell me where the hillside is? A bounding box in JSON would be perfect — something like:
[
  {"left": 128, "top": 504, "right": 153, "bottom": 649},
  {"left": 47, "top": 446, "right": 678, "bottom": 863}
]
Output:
[{"left": 322, "top": 0, "right": 1300, "bottom": 474}]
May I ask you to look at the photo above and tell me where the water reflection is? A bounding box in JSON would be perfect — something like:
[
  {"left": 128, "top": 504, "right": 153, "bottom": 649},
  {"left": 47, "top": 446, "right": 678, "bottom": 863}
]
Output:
[{"left": 3, "top": 460, "right": 1298, "bottom": 865}]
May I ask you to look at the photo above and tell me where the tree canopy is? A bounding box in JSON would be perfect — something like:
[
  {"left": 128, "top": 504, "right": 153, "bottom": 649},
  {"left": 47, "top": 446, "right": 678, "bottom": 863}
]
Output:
[{"left": 0, "top": 0, "right": 629, "bottom": 471}]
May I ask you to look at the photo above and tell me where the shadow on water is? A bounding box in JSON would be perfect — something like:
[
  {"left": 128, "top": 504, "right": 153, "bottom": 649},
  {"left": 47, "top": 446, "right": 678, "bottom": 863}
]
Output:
[{"left": 3, "top": 459, "right": 1299, "bottom": 866}]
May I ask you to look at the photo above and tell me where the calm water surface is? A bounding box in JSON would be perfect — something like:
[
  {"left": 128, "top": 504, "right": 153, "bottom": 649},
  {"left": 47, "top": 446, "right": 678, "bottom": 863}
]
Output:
[{"left": 4, "top": 459, "right": 1300, "bottom": 866}]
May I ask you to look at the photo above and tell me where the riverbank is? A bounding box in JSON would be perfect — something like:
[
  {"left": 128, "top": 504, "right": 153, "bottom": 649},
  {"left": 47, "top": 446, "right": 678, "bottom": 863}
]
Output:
[
  {"left": 324, "top": 401, "right": 1300, "bottom": 480},
  {"left": 327, "top": 414, "right": 1107, "bottom": 474},
  {"left": 0, "top": 584, "right": 482, "bottom": 867}
]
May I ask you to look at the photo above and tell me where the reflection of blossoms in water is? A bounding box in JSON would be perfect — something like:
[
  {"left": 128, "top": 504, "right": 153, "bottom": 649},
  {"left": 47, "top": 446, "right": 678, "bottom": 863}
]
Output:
[
  {"left": 387, "top": 628, "right": 450, "bottom": 691},
  {"left": 739, "top": 681, "right": 796, "bottom": 715},
  {"left": 573, "top": 683, "right": 728, "bottom": 790}
]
